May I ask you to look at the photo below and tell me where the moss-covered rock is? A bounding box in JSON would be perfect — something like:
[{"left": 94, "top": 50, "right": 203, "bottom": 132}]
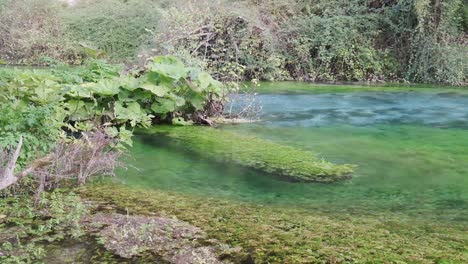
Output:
[
  {"left": 141, "top": 126, "right": 355, "bottom": 183},
  {"left": 84, "top": 213, "right": 233, "bottom": 263}
]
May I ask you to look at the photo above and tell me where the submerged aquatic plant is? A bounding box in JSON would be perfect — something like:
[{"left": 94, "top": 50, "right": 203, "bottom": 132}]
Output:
[
  {"left": 143, "top": 125, "right": 355, "bottom": 182},
  {"left": 82, "top": 183, "right": 468, "bottom": 264}
]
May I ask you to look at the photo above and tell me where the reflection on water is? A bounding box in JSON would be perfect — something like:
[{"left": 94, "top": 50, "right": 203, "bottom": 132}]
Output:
[{"left": 117, "top": 91, "right": 468, "bottom": 222}]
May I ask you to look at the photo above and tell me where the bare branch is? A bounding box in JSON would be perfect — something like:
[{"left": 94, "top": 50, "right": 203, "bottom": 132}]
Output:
[{"left": 0, "top": 136, "right": 23, "bottom": 190}]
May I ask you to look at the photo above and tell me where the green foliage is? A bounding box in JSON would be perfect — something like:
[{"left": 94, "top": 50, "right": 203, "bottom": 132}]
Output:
[
  {"left": 63, "top": 55, "right": 224, "bottom": 129},
  {"left": 63, "top": 0, "right": 161, "bottom": 60},
  {"left": 382, "top": 0, "right": 467, "bottom": 85},
  {"left": 0, "top": 0, "right": 465, "bottom": 83},
  {"left": 281, "top": 12, "right": 388, "bottom": 81},
  {"left": 0, "top": 0, "right": 81, "bottom": 65},
  {"left": 0, "top": 191, "right": 87, "bottom": 263},
  {"left": 144, "top": 125, "right": 355, "bottom": 182},
  {"left": 0, "top": 102, "right": 64, "bottom": 166},
  {"left": 150, "top": 0, "right": 293, "bottom": 81},
  {"left": 149, "top": 0, "right": 466, "bottom": 84},
  {"left": 0, "top": 56, "right": 223, "bottom": 154},
  {"left": 406, "top": 34, "right": 466, "bottom": 85},
  {"left": 0, "top": 68, "right": 66, "bottom": 163}
]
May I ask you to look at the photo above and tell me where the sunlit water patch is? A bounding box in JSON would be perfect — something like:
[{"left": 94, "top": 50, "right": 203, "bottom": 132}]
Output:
[{"left": 117, "top": 91, "right": 468, "bottom": 223}]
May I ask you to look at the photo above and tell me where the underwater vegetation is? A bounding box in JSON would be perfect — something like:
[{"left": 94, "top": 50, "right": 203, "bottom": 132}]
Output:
[
  {"left": 82, "top": 184, "right": 468, "bottom": 264},
  {"left": 142, "top": 125, "right": 355, "bottom": 183}
]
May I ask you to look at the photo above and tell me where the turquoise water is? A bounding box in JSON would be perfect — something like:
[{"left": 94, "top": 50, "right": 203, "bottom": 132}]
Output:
[{"left": 117, "top": 90, "right": 468, "bottom": 222}]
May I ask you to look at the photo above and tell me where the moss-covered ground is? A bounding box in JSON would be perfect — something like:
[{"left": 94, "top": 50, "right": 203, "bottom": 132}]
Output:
[
  {"left": 82, "top": 183, "right": 468, "bottom": 264},
  {"left": 141, "top": 126, "right": 355, "bottom": 183}
]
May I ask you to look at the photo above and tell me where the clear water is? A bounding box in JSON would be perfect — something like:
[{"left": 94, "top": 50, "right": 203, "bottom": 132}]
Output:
[{"left": 117, "top": 90, "right": 468, "bottom": 222}]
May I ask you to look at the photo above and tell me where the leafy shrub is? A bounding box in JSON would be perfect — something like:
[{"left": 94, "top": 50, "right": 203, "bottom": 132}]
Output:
[
  {"left": 0, "top": 56, "right": 224, "bottom": 140},
  {"left": 64, "top": 0, "right": 161, "bottom": 60},
  {"left": 0, "top": 56, "right": 224, "bottom": 195},
  {"left": 64, "top": 55, "right": 224, "bottom": 129},
  {"left": 0, "top": 0, "right": 81, "bottom": 64},
  {"left": 382, "top": 0, "right": 467, "bottom": 85},
  {"left": 280, "top": 13, "right": 388, "bottom": 81},
  {"left": 406, "top": 34, "right": 467, "bottom": 85},
  {"left": 148, "top": 0, "right": 466, "bottom": 84},
  {"left": 0, "top": 191, "right": 87, "bottom": 263},
  {"left": 0, "top": 102, "right": 64, "bottom": 166},
  {"left": 146, "top": 0, "right": 294, "bottom": 81}
]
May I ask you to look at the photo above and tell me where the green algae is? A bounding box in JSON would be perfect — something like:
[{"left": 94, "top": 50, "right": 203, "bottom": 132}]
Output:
[
  {"left": 81, "top": 184, "right": 468, "bottom": 264},
  {"left": 218, "top": 125, "right": 468, "bottom": 220},
  {"left": 140, "top": 125, "right": 355, "bottom": 183},
  {"left": 252, "top": 81, "right": 468, "bottom": 94},
  {"left": 0, "top": 192, "right": 129, "bottom": 264}
]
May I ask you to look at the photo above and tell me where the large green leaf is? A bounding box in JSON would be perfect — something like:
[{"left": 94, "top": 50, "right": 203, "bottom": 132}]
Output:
[
  {"left": 151, "top": 98, "right": 176, "bottom": 114},
  {"left": 66, "top": 100, "right": 95, "bottom": 121},
  {"left": 140, "top": 82, "right": 169, "bottom": 97},
  {"left": 66, "top": 84, "right": 93, "bottom": 98},
  {"left": 209, "top": 79, "right": 223, "bottom": 95},
  {"left": 188, "top": 92, "right": 207, "bottom": 110},
  {"left": 197, "top": 72, "right": 213, "bottom": 90},
  {"left": 67, "top": 99, "right": 85, "bottom": 112},
  {"left": 166, "top": 93, "right": 186, "bottom": 107},
  {"left": 90, "top": 79, "right": 120, "bottom": 96},
  {"left": 175, "top": 96, "right": 186, "bottom": 107},
  {"left": 149, "top": 56, "right": 187, "bottom": 80},
  {"left": 114, "top": 101, "right": 149, "bottom": 127},
  {"left": 119, "top": 76, "right": 140, "bottom": 91},
  {"left": 30, "top": 86, "right": 63, "bottom": 104}
]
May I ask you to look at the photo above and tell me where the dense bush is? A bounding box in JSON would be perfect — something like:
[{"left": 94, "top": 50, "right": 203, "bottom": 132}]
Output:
[
  {"left": 0, "top": 56, "right": 224, "bottom": 150},
  {"left": 404, "top": 0, "right": 467, "bottom": 85},
  {"left": 279, "top": 11, "right": 388, "bottom": 81},
  {"left": 0, "top": 56, "right": 224, "bottom": 195},
  {"left": 379, "top": 0, "right": 467, "bottom": 85},
  {"left": 146, "top": 0, "right": 294, "bottom": 81},
  {"left": 0, "top": 103, "right": 64, "bottom": 166},
  {"left": 0, "top": 0, "right": 465, "bottom": 84},
  {"left": 64, "top": 0, "right": 161, "bottom": 61},
  {"left": 148, "top": 0, "right": 466, "bottom": 84},
  {"left": 0, "top": 0, "right": 81, "bottom": 65}
]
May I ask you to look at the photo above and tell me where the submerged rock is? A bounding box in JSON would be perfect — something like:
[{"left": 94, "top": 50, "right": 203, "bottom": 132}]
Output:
[{"left": 84, "top": 213, "right": 232, "bottom": 263}]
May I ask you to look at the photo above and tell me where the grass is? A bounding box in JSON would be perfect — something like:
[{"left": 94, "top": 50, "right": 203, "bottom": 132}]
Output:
[
  {"left": 141, "top": 125, "right": 355, "bottom": 183},
  {"left": 82, "top": 183, "right": 468, "bottom": 264}
]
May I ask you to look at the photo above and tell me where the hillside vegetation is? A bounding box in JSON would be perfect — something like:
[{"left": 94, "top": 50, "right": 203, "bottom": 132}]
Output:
[{"left": 0, "top": 0, "right": 466, "bottom": 85}]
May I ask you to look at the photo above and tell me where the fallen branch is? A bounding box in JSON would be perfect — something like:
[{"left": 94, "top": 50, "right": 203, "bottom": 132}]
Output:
[
  {"left": 0, "top": 131, "right": 123, "bottom": 196},
  {"left": 0, "top": 136, "right": 22, "bottom": 190}
]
